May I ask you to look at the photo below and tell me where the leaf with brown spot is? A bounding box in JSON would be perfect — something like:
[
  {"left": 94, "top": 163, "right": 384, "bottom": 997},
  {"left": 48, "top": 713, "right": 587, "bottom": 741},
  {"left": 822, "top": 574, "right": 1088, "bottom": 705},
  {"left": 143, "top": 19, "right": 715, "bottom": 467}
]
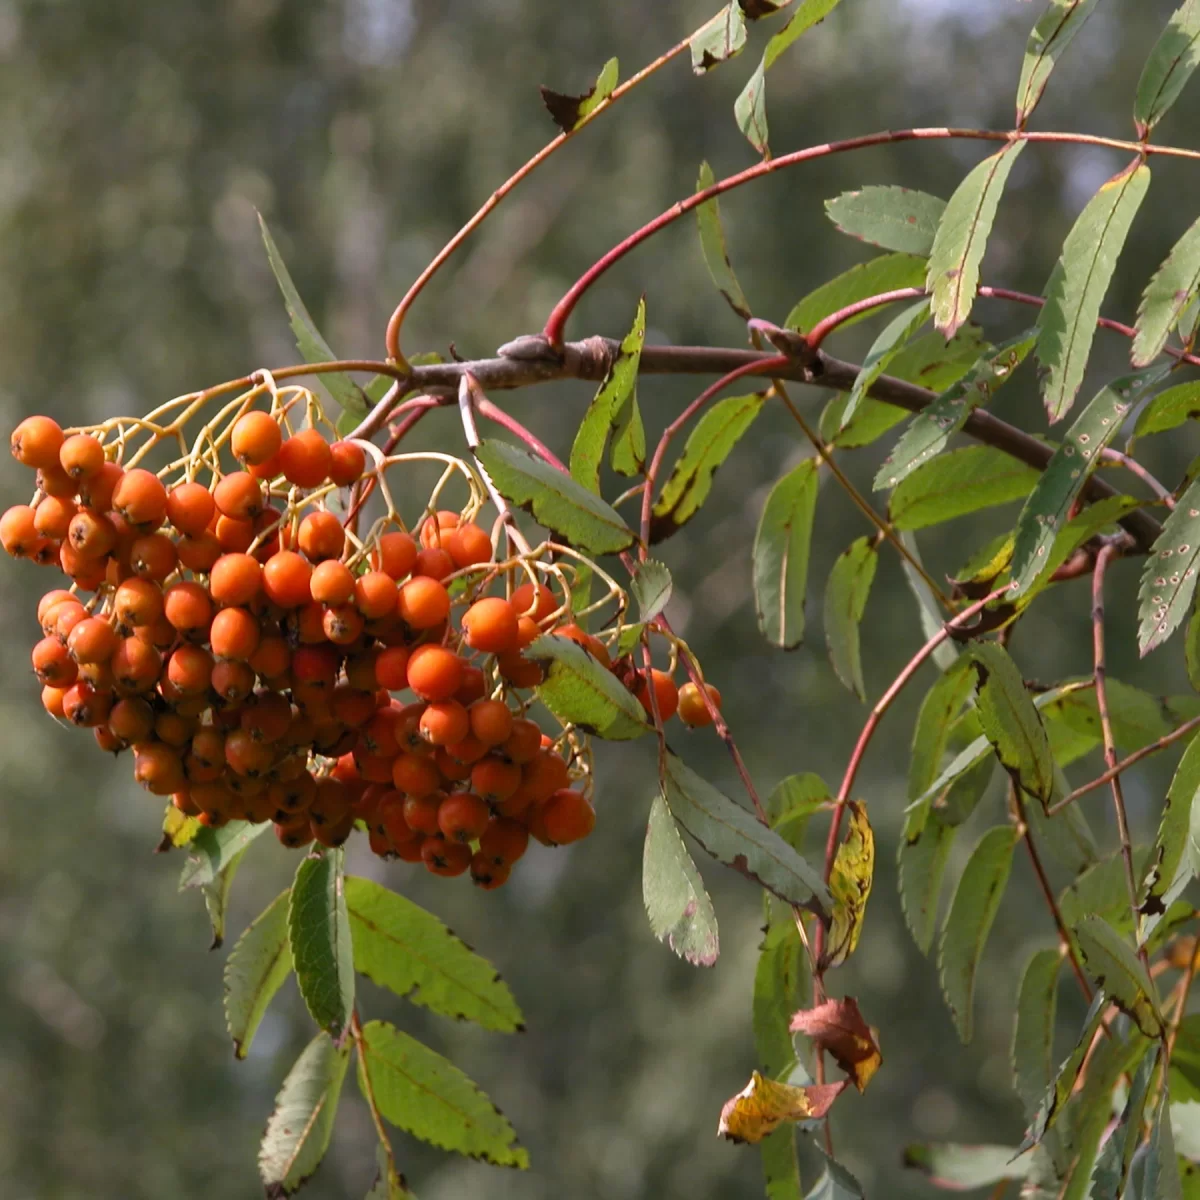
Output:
[
  {"left": 718, "top": 1071, "right": 847, "bottom": 1144},
  {"left": 539, "top": 58, "right": 618, "bottom": 133},
  {"left": 790, "top": 997, "right": 882, "bottom": 1092},
  {"left": 819, "top": 802, "right": 874, "bottom": 970}
]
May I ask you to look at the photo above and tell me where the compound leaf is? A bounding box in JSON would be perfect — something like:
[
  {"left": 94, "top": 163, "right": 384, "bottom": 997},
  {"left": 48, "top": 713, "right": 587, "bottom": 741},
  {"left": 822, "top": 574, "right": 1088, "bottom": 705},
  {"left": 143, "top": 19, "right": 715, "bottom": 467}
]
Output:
[
  {"left": 1141, "top": 734, "right": 1200, "bottom": 918},
  {"left": 1132, "top": 380, "right": 1200, "bottom": 441},
  {"left": 630, "top": 559, "right": 673, "bottom": 624}
]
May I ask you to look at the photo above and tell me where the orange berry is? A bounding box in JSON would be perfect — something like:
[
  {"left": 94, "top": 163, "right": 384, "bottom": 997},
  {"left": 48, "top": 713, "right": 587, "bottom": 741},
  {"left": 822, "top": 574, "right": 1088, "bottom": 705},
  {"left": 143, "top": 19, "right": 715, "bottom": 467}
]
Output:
[
  {"left": 328, "top": 440, "right": 367, "bottom": 487},
  {"left": 78, "top": 461, "right": 124, "bottom": 511},
  {"left": 445, "top": 734, "right": 488, "bottom": 765},
  {"left": 166, "top": 643, "right": 214, "bottom": 695},
  {"left": 462, "top": 597, "right": 519, "bottom": 654},
  {"left": 446, "top": 522, "right": 493, "bottom": 568},
  {"left": 210, "top": 607, "right": 262, "bottom": 661},
  {"left": 41, "top": 684, "right": 68, "bottom": 719},
  {"left": 133, "top": 743, "right": 186, "bottom": 794},
  {"left": 354, "top": 570, "right": 397, "bottom": 620},
  {"left": 58, "top": 541, "right": 106, "bottom": 589},
  {"left": 479, "top": 816, "right": 530, "bottom": 866},
  {"left": 470, "top": 853, "right": 511, "bottom": 890},
  {"left": 307, "top": 559, "right": 353, "bottom": 607},
  {"left": 224, "top": 728, "right": 275, "bottom": 777},
  {"left": 496, "top": 648, "right": 544, "bottom": 689},
  {"left": 413, "top": 546, "right": 454, "bottom": 581},
  {"left": 520, "top": 749, "right": 571, "bottom": 804},
  {"left": 37, "top": 461, "right": 77, "bottom": 499},
  {"left": 111, "top": 468, "right": 168, "bottom": 528},
  {"left": 279, "top": 429, "right": 333, "bottom": 489},
  {"left": 1, "top": 504, "right": 41, "bottom": 557},
  {"left": 635, "top": 669, "right": 679, "bottom": 722},
  {"left": 111, "top": 637, "right": 163, "bottom": 694},
  {"left": 470, "top": 756, "right": 522, "bottom": 803},
  {"left": 392, "top": 753, "right": 442, "bottom": 798},
  {"left": 293, "top": 600, "right": 330, "bottom": 644},
  {"left": 678, "top": 681, "right": 722, "bottom": 727},
  {"left": 372, "top": 530, "right": 419, "bottom": 579},
  {"left": 397, "top": 576, "right": 450, "bottom": 629},
  {"left": 11, "top": 415, "right": 64, "bottom": 470},
  {"left": 211, "top": 659, "right": 256, "bottom": 704},
  {"left": 215, "top": 513, "right": 254, "bottom": 553},
  {"left": 249, "top": 635, "right": 291, "bottom": 681},
  {"left": 343, "top": 647, "right": 379, "bottom": 691},
  {"left": 58, "top": 433, "right": 106, "bottom": 481},
  {"left": 541, "top": 788, "right": 596, "bottom": 845},
  {"left": 210, "top": 553, "right": 263, "bottom": 607},
  {"left": 291, "top": 644, "right": 340, "bottom": 689},
  {"left": 108, "top": 697, "right": 155, "bottom": 743},
  {"left": 419, "top": 700, "right": 470, "bottom": 746},
  {"left": 33, "top": 495, "right": 77, "bottom": 540},
  {"left": 128, "top": 532, "right": 178, "bottom": 581},
  {"left": 331, "top": 685, "right": 377, "bottom": 728},
  {"left": 502, "top": 718, "right": 543, "bottom": 764},
  {"left": 403, "top": 794, "right": 444, "bottom": 836},
  {"left": 421, "top": 836, "right": 471, "bottom": 877},
  {"left": 297, "top": 510, "right": 345, "bottom": 562},
  {"left": 67, "top": 616, "right": 119, "bottom": 664},
  {"left": 469, "top": 699, "right": 514, "bottom": 747},
  {"left": 37, "top": 588, "right": 77, "bottom": 626},
  {"left": 275, "top": 816, "right": 314, "bottom": 849},
  {"left": 437, "top": 792, "right": 490, "bottom": 843},
  {"left": 323, "top": 604, "right": 364, "bottom": 646},
  {"left": 163, "top": 581, "right": 214, "bottom": 638},
  {"left": 262, "top": 550, "right": 313, "bottom": 608},
  {"left": 165, "top": 482, "right": 215, "bottom": 537},
  {"left": 113, "top": 577, "right": 164, "bottom": 629},
  {"left": 231, "top": 410, "right": 283, "bottom": 467},
  {"left": 67, "top": 508, "right": 116, "bottom": 558},
  {"left": 420, "top": 510, "right": 458, "bottom": 548},
  {"left": 177, "top": 531, "right": 221, "bottom": 573},
  {"left": 375, "top": 645, "right": 410, "bottom": 691},
  {"left": 32, "top": 636, "right": 78, "bottom": 687},
  {"left": 213, "top": 471, "right": 264, "bottom": 521},
  {"left": 553, "top": 623, "right": 611, "bottom": 667},
  {"left": 406, "top": 645, "right": 464, "bottom": 702},
  {"left": 511, "top": 580, "right": 558, "bottom": 623}
]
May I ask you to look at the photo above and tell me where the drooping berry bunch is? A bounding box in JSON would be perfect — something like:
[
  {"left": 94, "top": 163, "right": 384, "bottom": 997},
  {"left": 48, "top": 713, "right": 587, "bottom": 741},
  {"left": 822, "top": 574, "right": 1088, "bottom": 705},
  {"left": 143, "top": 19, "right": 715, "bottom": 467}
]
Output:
[{"left": 3, "top": 387, "right": 722, "bottom": 890}]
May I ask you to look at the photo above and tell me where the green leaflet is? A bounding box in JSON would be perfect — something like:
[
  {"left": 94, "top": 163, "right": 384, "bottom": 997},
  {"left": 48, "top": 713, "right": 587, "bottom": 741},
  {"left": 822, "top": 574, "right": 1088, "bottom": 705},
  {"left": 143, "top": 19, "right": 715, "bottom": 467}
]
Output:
[
  {"left": 539, "top": 57, "right": 618, "bottom": 133},
  {"left": 754, "top": 904, "right": 810, "bottom": 1073},
  {"left": 1141, "top": 734, "right": 1200, "bottom": 917},
  {"left": 569, "top": 297, "right": 646, "bottom": 493},
  {"left": 753, "top": 460, "right": 820, "bottom": 650},
  {"left": 356, "top": 1019, "right": 528, "bottom": 1168},
  {"left": 889, "top": 445, "right": 1040, "bottom": 531},
  {"left": 289, "top": 849, "right": 355, "bottom": 1040},
  {"left": 873, "top": 331, "right": 1035, "bottom": 490},
  {"left": 529, "top": 634, "right": 649, "bottom": 740},
  {"left": 696, "top": 162, "right": 750, "bottom": 318},
  {"left": 898, "top": 814, "right": 956, "bottom": 955},
  {"left": 969, "top": 643, "right": 1056, "bottom": 806},
  {"left": 839, "top": 299, "right": 929, "bottom": 430},
  {"left": 363, "top": 1140, "right": 414, "bottom": 1200},
  {"left": 1074, "top": 914, "right": 1164, "bottom": 1037},
  {"left": 907, "top": 656, "right": 976, "bottom": 825},
  {"left": 1060, "top": 849, "right": 1153, "bottom": 939},
  {"left": 691, "top": 4, "right": 746, "bottom": 73},
  {"left": 822, "top": 536, "right": 877, "bottom": 700},
  {"left": 1036, "top": 159, "right": 1152, "bottom": 422},
  {"left": 768, "top": 772, "right": 833, "bottom": 853},
  {"left": 630, "top": 558, "right": 673, "bottom": 623},
  {"left": 824, "top": 186, "right": 946, "bottom": 257},
  {"left": 650, "top": 392, "right": 766, "bottom": 541},
  {"left": 786, "top": 253, "right": 928, "bottom": 334},
  {"left": 1137, "top": 475, "right": 1200, "bottom": 655},
  {"left": 1135, "top": 218, "right": 1200, "bottom": 366},
  {"left": 1189, "top": 598, "right": 1200, "bottom": 690},
  {"left": 179, "top": 820, "right": 269, "bottom": 890},
  {"left": 1139, "top": 1093, "right": 1185, "bottom": 1199},
  {"left": 201, "top": 845, "right": 246, "bottom": 950},
  {"left": 1135, "top": 0, "right": 1200, "bottom": 134},
  {"left": 1011, "top": 365, "right": 1169, "bottom": 594},
  {"left": 224, "top": 889, "right": 293, "bottom": 1059},
  {"left": 1044, "top": 676, "right": 1176, "bottom": 758},
  {"left": 1015, "top": 0, "right": 1101, "bottom": 124},
  {"left": 258, "top": 1031, "right": 350, "bottom": 1195},
  {"left": 1132, "top": 380, "right": 1200, "bottom": 441},
  {"left": 477, "top": 439, "right": 635, "bottom": 555},
  {"left": 643, "top": 794, "right": 720, "bottom": 966},
  {"left": 938, "top": 825, "right": 1018, "bottom": 1043},
  {"left": 926, "top": 142, "right": 1025, "bottom": 337},
  {"left": 1089, "top": 1044, "right": 1158, "bottom": 1198},
  {"left": 804, "top": 1153, "right": 866, "bottom": 1199},
  {"left": 903, "top": 1144, "right": 1032, "bottom": 1188},
  {"left": 899, "top": 531, "right": 959, "bottom": 672},
  {"left": 344, "top": 876, "right": 523, "bottom": 1031},
  {"left": 733, "top": 0, "right": 846, "bottom": 155},
  {"left": 258, "top": 214, "right": 369, "bottom": 419},
  {"left": 1012, "top": 949, "right": 1062, "bottom": 1118},
  {"left": 662, "top": 751, "right": 831, "bottom": 916},
  {"left": 761, "top": 1127, "right": 803, "bottom": 1200}
]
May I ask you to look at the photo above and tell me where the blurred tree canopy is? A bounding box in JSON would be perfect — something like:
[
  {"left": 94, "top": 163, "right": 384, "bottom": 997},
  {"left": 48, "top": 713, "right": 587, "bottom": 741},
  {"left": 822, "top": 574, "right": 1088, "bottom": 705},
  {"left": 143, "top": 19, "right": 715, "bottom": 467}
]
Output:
[{"left": 0, "top": 1, "right": 1196, "bottom": 1196}]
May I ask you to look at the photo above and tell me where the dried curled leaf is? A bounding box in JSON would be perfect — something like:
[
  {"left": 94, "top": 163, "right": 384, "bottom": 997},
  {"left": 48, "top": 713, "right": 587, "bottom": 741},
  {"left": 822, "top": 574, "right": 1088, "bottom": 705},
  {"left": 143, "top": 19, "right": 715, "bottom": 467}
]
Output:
[
  {"left": 790, "top": 997, "right": 882, "bottom": 1092},
  {"left": 718, "top": 1071, "right": 847, "bottom": 1144}
]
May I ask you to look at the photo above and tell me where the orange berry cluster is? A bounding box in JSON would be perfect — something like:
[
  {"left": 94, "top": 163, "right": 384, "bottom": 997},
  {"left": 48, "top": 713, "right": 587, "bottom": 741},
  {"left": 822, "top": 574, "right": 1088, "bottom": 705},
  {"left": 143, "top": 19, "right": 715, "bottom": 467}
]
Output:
[{"left": 3, "top": 411, "right": 613, "bottom": 890}]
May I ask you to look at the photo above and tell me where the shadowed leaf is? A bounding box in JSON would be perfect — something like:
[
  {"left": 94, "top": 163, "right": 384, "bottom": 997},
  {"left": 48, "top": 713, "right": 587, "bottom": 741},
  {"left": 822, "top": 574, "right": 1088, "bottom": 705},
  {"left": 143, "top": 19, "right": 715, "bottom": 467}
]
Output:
[
  {"left": 630, "top": 559, "right": 673, "bottom": 623},
  {"left": 1138, "top": 476, "right": 1200, "bottom": 655},
  {"left": 1016, "top": 0, "right": 1101, "bottom": 124},
  {"left": 890, "top": 445, "right": 1040, "bottom": 531},
  {"left": 1074, "top": 914, "right": 1164, "bottom": 1037},
  {"left": 696, "top": 162, "right": 751, "bottom": 318},
  {"left": 225, "top": 889, "right": 293, "bottom": 1059},
  {"left": 1036, "top": 159, "right": 1151, "bottom": 421},
  {"left": 1135, "top": 1, "right": 1200, "bottom": 134},
  {"left": 804, "top": 1152, "right": 865, "bottom": 1199},
  {"left": 529, "top": 634, "right": 649, "bottom": 740},
  {"left": 787, "top": 253, "right": 928, "bottom": 334},
  {"left": 825, "top": 186, "right": 945, "bottom": 256},
  {"left": 202, "top": 846, "right": 246, "bottom": 951},
  {"left": 1013, "top": 949, "right": 1062, "bottom": 1119},
  {"left": 691, "top": 4, "right": 747, "bottom": 73},
  {"left": 755, "top": 906, "right": 810, "bottom": 1073},
  {"left": 289, "top": 849, "right": 355, "bottom": 1040},
  {"left": 926, "top": 142, "right": 1025, "bottom": 337},
  {"left": 823, "top": 536, "right": 877, "bottom": 700},
  {"left": 839, "top": 299, "right": 929, "bottom": 430},
  {"left": 1090, "top": 1044, "right": 1158, "bottom": 1198},
  {"left": 718, "top": 1071, "right": 847, "bottom": 1143},
  {"left": 539, "top": 56, "right": 618, "bottom": 133},
  {"left": 179, "top": 820, "right": 269, "bottom": 890},
  {"left": 1134, "top": 217, "right": 1200, "bottom": 366},
  {"left": 643, "top": 794, "right": 720, "bottom": 966},
  {"left": 904, "top": 1143, "right": 1033, "bottom": 1189},
  {"left": 1142, "top": 1093, "right": 1185, "bottom": 1197},
  {"left": 753, "top": 459, "right": 819, "bottom": 649},
  {"left": 899, "top": 815, "right": 956, "bottom": 955}
]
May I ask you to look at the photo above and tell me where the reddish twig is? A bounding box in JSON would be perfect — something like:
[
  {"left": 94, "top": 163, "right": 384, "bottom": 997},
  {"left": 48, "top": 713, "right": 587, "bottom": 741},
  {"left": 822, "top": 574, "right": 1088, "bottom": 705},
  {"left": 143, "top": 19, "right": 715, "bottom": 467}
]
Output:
[
  {"left": 804, "top": 287, "right": 926, "bottom": 351},
  {"left": 477, "top": 397, "right": 568, "bottom": 472}
]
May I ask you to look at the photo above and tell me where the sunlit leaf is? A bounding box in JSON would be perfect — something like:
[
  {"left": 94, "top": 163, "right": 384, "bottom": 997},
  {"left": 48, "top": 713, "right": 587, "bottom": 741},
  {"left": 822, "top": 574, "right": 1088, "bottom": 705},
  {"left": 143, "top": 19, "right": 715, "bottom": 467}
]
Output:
[
  {"left": 873, "top": 331, "right": 1035, "bottom": 490},
  {"left": 938, "top": 825, "right": 1018, "bottom": 1043},
  {"left": 839, "top": 299, "right": 929, "bottom": 430},
  {"left": 344, "top": 876, "right": 523, "bottom": 1031},
  {"left": 696, "top": 162, "right": 751, "bottom": 318},
  {"left": 363, "top": 1140, "right": 414, "bottom": 1200},
  {"left": 225, "top": 889, "right": 293, "bottom": 1059},
  {"left": 259, "top": 1031, "right": 349, "bottom": 1197},
  {"left": 823, "top": 536, "right": 877, "bottom": 700},
  {"left": 1134, "top": 217, "right": 1200, "bottom": 366},
  {"left": 478, "top": 439, "right": 636, "bottom": 555},
  {"left": 790, "top": 996, "right": 882, "bottom": 1092},
  {"left": 1074, "top": 914, "right": 1164, "bottom": 1037},
  {"left": 1011, "top": 365, "right": 1169, "bottom": 594},
  {"left": 1138, "top": 476, "right": 1200, "bottom": 655},
  {"left": 903, "top": 1143, "right": 1032, "bottom": 1189},
  {"left": 1012, "top": 948, "right": 1062, "bottom": 1118},
  {"left": 529, "top": 634, "right": 649, "bottom": 740},
  {"left": 786, "top": 253, "right": 928, "bottom": 334},
  {"left": 161, "top": 802, "right": 200, "bottom": 850},
  {"left": 643, "top": 793, "right": 720, "bottom": 966},
  {"left": 630, "top": 559, "right": 673, "bottom": 623},
  {"left": 691, "top": 4, "right": 747, "bottom": 73},
  {"left": 662, "top": 751, "right": 832, "bottom": 915},
  {"left": 179, "top": 820, "right": 269, "bottom": 890},
  {"left": 356, "top": 1019, "right": 528, "bottom": 1167},
  {"left": 1132, "top": 380, "right": 1200, "bottom": 442},
  {"left": 1015, "top": 0, "right": 1101, "bottom": 125},
  {"left": 1036, "top": 159, "right": 1152, "bottom": 421},
  {"left": 651, "top": 392, "right": 766, "bottom": 541},
  {"left": 926, "top": 142, "right": 1025, "bottom": 337},
  {"left": 820, "top": 802, "right": 873, "bottom": 970},
  {"left": 718, "top": 1071, "right": 847, "bottom": 1143},
  {"left": 753, "top": 459, "right": 819, "bottom": 649},
  {"left": 539, "top": 56, "right": 618, "bottom": 133},
  {"left": 825, "top": 186, "right": 946, "bottom": 257},
  {"left": 1134, "top": 0, "right": 1200, "bottom": 135},
  {"left": 1141, "top": 734, "right": 1200, "bottom": 918},
  {"left": 889, "top": 445, "right": 1040, "bottom": 531},
  {"left": 289, "top": 849, "right": 355, "bottom": 1040}
]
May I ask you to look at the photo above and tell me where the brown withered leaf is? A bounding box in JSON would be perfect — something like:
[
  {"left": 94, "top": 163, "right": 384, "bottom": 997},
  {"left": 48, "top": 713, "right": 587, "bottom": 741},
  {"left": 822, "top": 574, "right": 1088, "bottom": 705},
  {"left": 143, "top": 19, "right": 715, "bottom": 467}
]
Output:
[
  {"left": 539, "top": 58, "right": 618, "bottom": 134},
  {"left": 739, "top": 0, "right": 787, "bottom": 16},
  {"left": 818, "top": 801, "right": 874, "bottom": 970},
  {"left": 718, "top": 1071, "right": 848, "bottom": 1144},
  {"left": 790, "top": 996, "right": 882, "bottom": 1093}
]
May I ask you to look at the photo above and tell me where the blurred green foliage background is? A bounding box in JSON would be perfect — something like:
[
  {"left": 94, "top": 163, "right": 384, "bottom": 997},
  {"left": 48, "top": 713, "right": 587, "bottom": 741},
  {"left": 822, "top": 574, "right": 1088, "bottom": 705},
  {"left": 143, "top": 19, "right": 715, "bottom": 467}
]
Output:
[{"left": 0, "top": 1, "right": 1197, "bottom": 1196}]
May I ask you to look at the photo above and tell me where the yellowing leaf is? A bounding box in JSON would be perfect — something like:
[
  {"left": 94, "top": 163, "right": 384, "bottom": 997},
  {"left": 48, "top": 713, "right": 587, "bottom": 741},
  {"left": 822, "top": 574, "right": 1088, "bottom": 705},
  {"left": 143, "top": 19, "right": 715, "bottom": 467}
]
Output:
[
  {"left": 790, "top": 997, "right": 882, "bottom": 1092},
  {"left": 819, "top": 802, "right": 874, "bottom": 969},
  {"left": 162, "top": 802, "right": 200, "bottom": 849},
  {"left": 718, "top": 1071, "right": 848, "bottom": 1144}
]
